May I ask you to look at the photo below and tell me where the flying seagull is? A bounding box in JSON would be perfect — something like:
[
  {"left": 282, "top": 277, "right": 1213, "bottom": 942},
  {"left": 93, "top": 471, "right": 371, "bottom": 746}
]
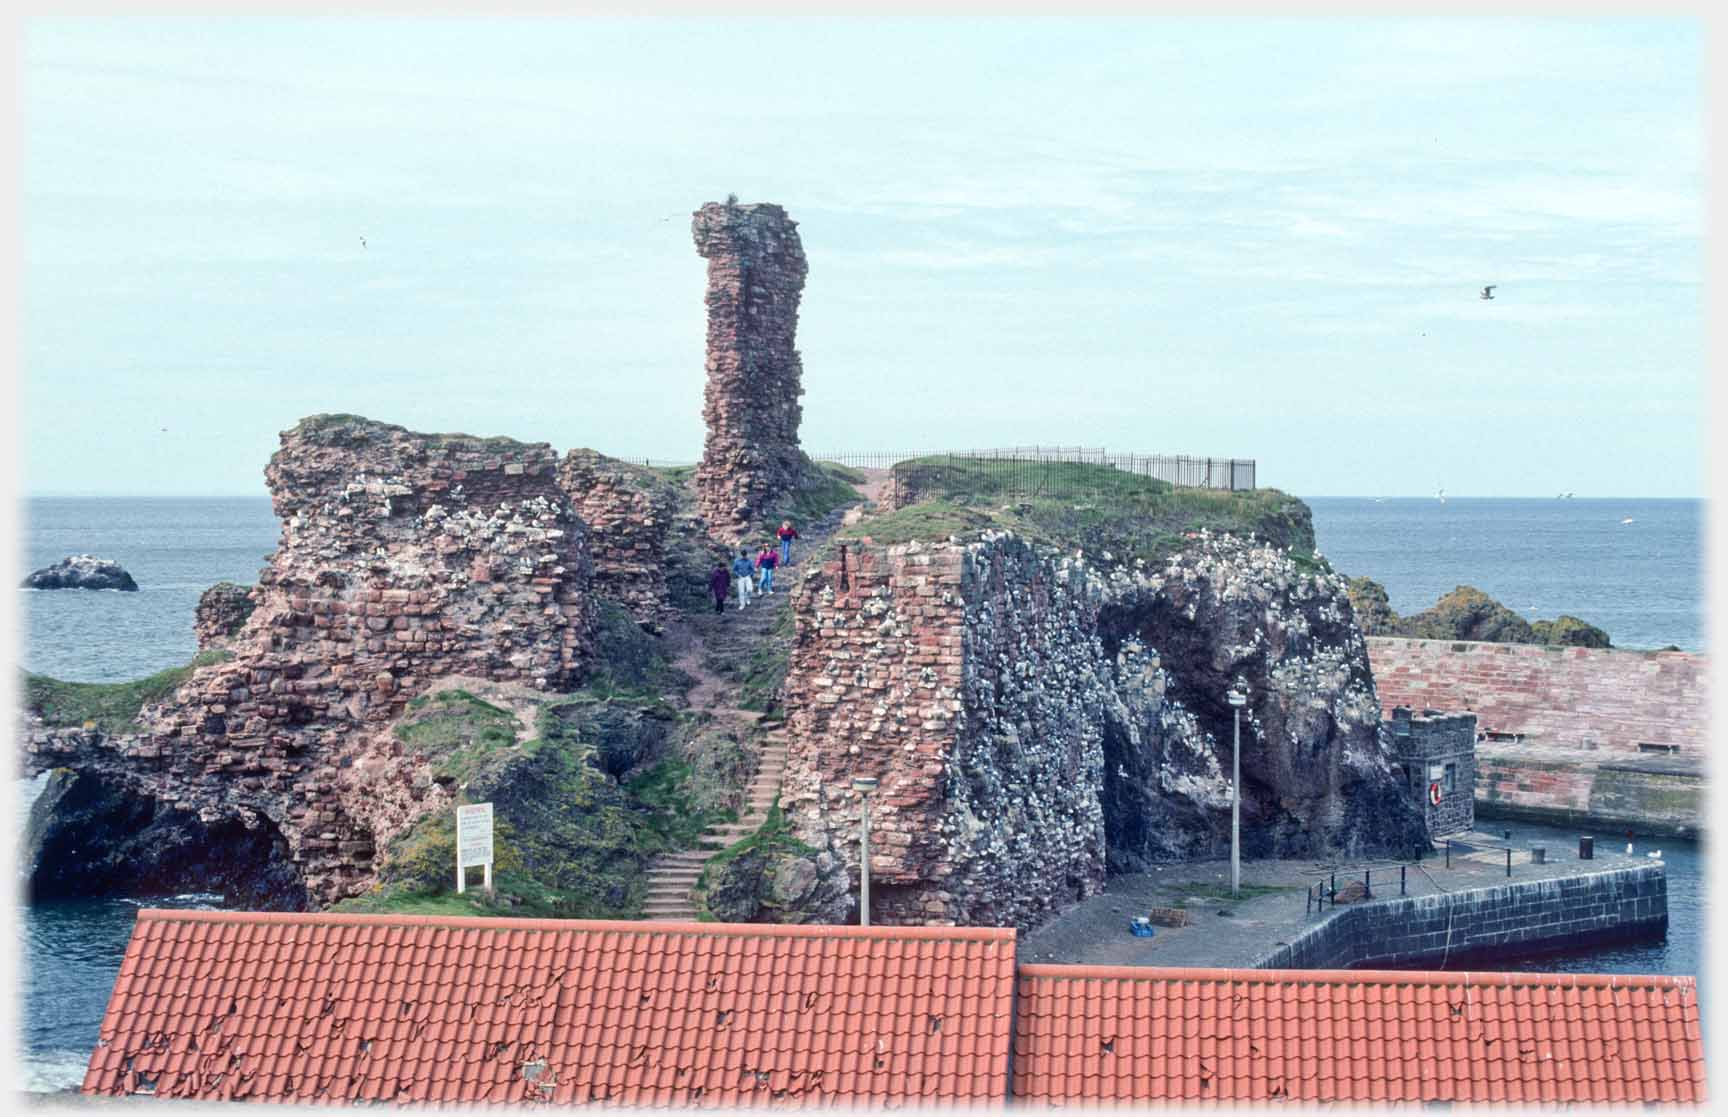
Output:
[
  {"left": 360, "top": 236, "right": 368, "bottom": 249},
  {"left": 1480, "top": 285, "right": 1496, "bottom": 300}
]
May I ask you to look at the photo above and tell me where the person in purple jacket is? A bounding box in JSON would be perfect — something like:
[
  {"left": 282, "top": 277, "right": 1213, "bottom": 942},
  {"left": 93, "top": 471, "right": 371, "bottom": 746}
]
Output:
[{"left": 708, "top": 561, "right": 730, "bottom": 614}]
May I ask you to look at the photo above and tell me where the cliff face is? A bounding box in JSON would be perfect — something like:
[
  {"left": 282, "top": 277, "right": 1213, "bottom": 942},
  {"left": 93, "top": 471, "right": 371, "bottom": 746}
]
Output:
[
  {"left": 28, "top": 416, "right": 603, "bottom": 905},
  {"left": 778, "top": 531, "right": 1426, "bottom": 928},
  {"left": 691, "top": 201, "right": 809, "bottom": 539}
]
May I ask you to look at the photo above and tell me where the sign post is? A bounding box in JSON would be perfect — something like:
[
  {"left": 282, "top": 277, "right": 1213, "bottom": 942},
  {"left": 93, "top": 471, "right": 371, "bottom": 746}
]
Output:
[{"left": 456, "top": 803, "right": 495, "bottom": 896}]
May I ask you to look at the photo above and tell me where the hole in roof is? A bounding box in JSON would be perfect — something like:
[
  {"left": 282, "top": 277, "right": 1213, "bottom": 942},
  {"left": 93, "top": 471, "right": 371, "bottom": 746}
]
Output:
[
  {"left": 716, "top": 1010, "right": 733, "bottom": 1027},
  {"left": 521, "top": 1059, "right": 549, "bottom": 1084},
  {"left": 1100, "top": 1038, "right": 1115, "bottom": 1054},
  {"left": 928, "top": 1014, "right": 943, "bottom": 1034}
]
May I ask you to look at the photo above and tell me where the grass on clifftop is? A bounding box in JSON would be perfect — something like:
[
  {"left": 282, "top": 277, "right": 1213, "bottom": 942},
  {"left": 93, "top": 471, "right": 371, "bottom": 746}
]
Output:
[
  {"left": 23, "top": 650, "right": 234, "bottom": 735},
  {"left": 842, "top": 456, "right": 1314, "bottom": 566}
]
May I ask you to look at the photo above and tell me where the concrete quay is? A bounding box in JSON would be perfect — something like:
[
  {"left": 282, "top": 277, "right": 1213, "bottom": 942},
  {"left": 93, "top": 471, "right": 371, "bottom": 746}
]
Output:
[{"left": 1019, "top": 832, "right": 1669, "bottom": 972}]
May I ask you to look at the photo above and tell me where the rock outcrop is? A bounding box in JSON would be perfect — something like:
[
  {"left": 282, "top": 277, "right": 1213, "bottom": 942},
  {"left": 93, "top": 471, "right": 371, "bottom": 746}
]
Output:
[
  {"left": 25, "top": 415, "right": 603, "bottom": 906},
  {"left": 777, "top": 531, "right": 1428, "bottom": 928},
  {"left": 691, "top": 200, "right": 809, "bottom": 540},
  {"left": 194, "top": 581, "right": 257, "bottom": 649},
  {"left": 23, "top": 554, "right": 138, "bottom": 591}
]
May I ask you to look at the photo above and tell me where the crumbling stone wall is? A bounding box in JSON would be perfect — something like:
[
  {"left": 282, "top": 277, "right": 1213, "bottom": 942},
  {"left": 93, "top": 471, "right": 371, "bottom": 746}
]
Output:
[
  {"left": 691, "top": 200, "right": 808, "bottom": 539},
  {"left": 25, "top": 415, "right": 602, "bottom": 906},
  {"left": 780, "top": 531, "right": 1427, "bottom": 929},
  {"left": 557, "top": 450, "right": 681, "bottom": 632},
  {"left": 194, "top": 581, "right": 256, "bottom": 650}
]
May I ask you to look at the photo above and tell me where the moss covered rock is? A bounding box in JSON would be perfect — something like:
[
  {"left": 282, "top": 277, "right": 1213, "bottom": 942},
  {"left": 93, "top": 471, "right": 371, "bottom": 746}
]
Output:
[
  {"left": 1398, "top": 585, "right": 1536, "bottom": 644},
  {"left": 1531, "top": 614, "right": 1611, "bottom": 648}
]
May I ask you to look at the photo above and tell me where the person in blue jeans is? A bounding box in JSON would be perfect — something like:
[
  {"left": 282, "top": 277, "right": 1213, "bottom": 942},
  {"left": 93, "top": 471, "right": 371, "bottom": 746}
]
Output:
[
  {"left": 730, "top": 548, "right": 755, "bottom": 609},
  {"left": 777, "top": 520, "right": 799, "bottom": 566},
  {"left": 755, "top": 544, "right": 779, "bottom": 594}
]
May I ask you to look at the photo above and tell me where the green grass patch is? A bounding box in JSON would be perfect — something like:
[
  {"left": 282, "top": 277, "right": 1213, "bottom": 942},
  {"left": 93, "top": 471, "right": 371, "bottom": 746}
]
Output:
[
  {"left": 694, "top": 799, "right": 814, "bottom": 893},
  {"left": 737, "top": 609, "right": 794, "bottom": 712},
  {"left": 23, "top": 650, "right": 234, "bottom": 734},
  {"left": 849, "top": 456, "right": 1313, "bottom": 566},
  {"left": 627, "top": 758, "right": 735, "bottom": 848},
  {"left": 393, "top": 690, "right": 525, "bottom": 783},
  {"left": 749, "top": 455, "right": 864, "bottom": 541}
]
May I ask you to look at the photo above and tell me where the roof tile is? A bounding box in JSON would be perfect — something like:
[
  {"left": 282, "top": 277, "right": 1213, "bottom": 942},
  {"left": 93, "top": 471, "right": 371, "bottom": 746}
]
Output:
[{"left": 84, "top": 911, "right": 1016, "bottom": 1107}]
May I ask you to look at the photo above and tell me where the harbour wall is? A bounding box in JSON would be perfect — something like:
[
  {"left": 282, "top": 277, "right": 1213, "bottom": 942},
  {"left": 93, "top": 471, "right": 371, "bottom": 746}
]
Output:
[
  {"left": 1474, "top": 747, "right": 1703, "bottom": 839},
  {"left": 1366, "top": 637, "right": 1706, "bottom": 755},
  {"left": 1366, "top": 638, "right": 1707, "bottom": 836},
  {"left": 1255, "top": 864, "right": 1667, "bottom": 971}
]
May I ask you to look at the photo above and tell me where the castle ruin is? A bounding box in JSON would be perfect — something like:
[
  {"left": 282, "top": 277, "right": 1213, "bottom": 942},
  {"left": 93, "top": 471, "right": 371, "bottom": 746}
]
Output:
[{"left": 691, "top": 200, "right": 809, "bottom": 540}]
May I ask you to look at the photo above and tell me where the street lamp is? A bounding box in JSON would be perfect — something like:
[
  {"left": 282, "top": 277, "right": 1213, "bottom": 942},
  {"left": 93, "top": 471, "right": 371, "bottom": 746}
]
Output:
[
  {"left": 852, "top": 776, "right": 879, "bottom": 926},
  {"left": 1227, "top": 681, "right": 1249, "bottom": 898}
]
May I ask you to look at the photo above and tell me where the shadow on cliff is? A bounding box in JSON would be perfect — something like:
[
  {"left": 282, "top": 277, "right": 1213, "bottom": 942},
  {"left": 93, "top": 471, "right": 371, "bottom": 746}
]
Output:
[{"left": 26, "top": 769, "right": 308, "bottom": 911}]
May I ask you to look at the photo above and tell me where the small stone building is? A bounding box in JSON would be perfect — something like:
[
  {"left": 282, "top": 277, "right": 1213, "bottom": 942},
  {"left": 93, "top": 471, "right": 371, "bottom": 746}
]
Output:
[{"left": 1383, "top": 706, "right": 1477, "bottom": 838}]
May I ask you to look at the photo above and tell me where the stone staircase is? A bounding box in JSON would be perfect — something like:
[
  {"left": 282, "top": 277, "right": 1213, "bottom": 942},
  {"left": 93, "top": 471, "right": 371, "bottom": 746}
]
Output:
[
  {"left": 642, "top": 726, "right": 790, "bottom": 920},
  {"left": 637, "top": 505, "right": 852, "bottom": 922}
]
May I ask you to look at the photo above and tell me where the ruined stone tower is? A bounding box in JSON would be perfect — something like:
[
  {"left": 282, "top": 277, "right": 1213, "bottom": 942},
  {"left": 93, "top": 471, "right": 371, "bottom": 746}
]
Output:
[{"left": 692, "top": 199, "right": 808, "bottom": 540}]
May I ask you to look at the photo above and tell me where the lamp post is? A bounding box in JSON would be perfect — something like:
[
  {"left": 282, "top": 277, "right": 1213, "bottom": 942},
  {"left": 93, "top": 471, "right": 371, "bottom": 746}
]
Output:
[
  {"left": 852, "top": 776, "right": 879, "bottom": 926},
  {"left": 1227, "top": 681, "right": 1249, "bottom": 898}
]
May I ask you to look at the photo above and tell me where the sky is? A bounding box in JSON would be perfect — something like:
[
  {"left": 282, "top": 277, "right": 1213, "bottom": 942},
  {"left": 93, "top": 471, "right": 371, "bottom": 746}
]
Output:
[{"left": 18, "top": 16, "right": 1707, "bottom": 498}]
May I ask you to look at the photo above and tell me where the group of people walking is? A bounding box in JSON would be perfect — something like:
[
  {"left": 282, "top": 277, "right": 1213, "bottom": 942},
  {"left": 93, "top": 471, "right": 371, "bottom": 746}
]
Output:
[{"left": 708, "top": 520, "right": 800, "bottom": 614}]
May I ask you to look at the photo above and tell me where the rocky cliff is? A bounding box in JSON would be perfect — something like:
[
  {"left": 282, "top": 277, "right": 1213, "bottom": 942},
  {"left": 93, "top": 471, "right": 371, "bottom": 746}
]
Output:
[{"left": 769, "top": 531, "right": 1427, "bottom": 928}]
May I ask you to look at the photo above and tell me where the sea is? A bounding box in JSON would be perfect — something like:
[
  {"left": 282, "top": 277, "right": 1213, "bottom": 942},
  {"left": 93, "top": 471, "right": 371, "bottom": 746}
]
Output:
[{"left": 11, "top": 495, "right": 1710, "bottom": 1091}]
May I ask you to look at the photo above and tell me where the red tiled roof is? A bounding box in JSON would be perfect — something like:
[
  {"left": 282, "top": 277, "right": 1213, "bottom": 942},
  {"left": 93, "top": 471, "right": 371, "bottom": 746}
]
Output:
[
  {"left": 82, "top": 911, "right": 1016, "bottom": 1106},
  {"left": 1013, "top": 964, "right": 1706, "bottom": 1105}
]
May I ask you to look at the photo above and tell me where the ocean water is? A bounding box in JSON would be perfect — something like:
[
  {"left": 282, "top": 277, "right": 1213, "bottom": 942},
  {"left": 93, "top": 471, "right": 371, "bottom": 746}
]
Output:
[
  {"left": 11, "top": 496, "right": 1710, "bottom": 1092},
  {"left": 1305, "top": 497, "right": 1704, "bottom": 652},
  {"left": 21, "top": 497, "right": 280, "bottom": 682}
]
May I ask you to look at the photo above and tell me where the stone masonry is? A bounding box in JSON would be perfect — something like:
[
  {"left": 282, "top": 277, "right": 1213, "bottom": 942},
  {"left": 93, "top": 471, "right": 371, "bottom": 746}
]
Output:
[
  {"left": 1367, "top": 637, "right": 1706, "bottom": 756},
  {"left": 557, "top": 449, "right": 682, "bottom": 632},
  {"left": 27, "top": 415, "right": 601, "bottom": 905},
  {"left": 691, "top": 200, "right": 809, "bottom": 540},
  {"left": 1384, "top": 706, "right": 1477, "bottom": 838},
  {"left": 194, "top": 581, "right": 257, "bottom": 650},
  {"left": 780, "top": 531, "right": 1428, "bottom": 929}
]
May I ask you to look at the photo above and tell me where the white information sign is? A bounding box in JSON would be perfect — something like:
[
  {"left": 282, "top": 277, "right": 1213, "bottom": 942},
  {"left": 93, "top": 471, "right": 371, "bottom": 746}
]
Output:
[
  {"left": 456, "top": 803, "right": 494, "bottom": 893},
  {"left": 1427, "top": 764, "right": 1445, "bottom": 782}
]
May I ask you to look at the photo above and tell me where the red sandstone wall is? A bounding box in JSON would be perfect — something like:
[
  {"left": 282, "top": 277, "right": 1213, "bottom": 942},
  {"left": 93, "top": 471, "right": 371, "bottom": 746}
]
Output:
[
  {"left": 691, "top": 201, "right": 809, "bottom": 539},
  {"left": 781, "top": 542, "right": 969, "bottom": 921},
  {"left": 557, "top": 450, "right": 679, "bottom": 632},
  {"left": 1367, "top": 637, "right": 1707, "bottom": 756}
]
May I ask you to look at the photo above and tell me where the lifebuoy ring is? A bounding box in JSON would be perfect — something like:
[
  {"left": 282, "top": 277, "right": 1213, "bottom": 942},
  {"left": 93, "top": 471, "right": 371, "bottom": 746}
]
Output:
[{"left": 1428, "top": 782, "right": 1443, "bottom": 806}]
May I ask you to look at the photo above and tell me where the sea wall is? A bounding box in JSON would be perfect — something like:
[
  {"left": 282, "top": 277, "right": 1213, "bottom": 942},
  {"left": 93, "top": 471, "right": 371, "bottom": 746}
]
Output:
[
  {"left": 1257, "top": 864, "right": 1667, "bottom": 970},
  {"left": 779, "top": 532, "right": 1427, "bottom": 929},
  {"left": 1474, "top": 746, "right": 1703, "bottom": 839},
  {"left": 1366, "top": 637, "right": 1707, "bottom": 754},
  {"left": 1366, "top": 637, "right": 1707, "bottom": 836}
]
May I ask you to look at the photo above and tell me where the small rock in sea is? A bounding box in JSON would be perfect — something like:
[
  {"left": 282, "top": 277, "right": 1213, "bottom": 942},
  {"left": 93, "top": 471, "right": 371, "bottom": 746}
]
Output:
[{"left": 22, "top": 554, "right": 139, "bottom": 591}]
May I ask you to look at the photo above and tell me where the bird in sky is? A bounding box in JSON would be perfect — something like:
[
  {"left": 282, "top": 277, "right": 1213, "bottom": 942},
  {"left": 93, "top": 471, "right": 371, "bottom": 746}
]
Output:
[
  {"left": 1480, "top": 285, "right": 1496, "bottom": 300},
  {"left": 360, "top": 236, "right": 368, "bottom": 249}
]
